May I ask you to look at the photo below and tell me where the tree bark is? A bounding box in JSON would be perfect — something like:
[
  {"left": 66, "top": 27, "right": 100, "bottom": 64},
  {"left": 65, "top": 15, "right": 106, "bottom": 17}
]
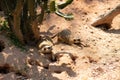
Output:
[
  {"left": 12, "top": 0, "right": 24, "bottom": 44},
  {"left": 28, "top": 0, "right": 40, "bottom": 41}
]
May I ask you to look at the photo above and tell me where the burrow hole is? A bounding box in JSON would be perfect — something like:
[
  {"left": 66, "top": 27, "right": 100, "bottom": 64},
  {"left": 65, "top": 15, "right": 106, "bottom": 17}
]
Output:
[
  {"left": 0, "top": 40, "right": 5, "bottom": 52},
  {"left": 0, "top": 63, "right": 12, "bottom": 74}
]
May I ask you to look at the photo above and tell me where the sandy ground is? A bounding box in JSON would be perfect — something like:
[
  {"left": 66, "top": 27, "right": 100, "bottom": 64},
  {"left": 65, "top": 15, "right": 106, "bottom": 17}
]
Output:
[{"left": 0, "top": 0, "right": 120, "bottom": 80}]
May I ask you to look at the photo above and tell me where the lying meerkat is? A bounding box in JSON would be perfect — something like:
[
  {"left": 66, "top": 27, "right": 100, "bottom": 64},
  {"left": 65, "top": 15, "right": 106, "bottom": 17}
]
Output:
[
  {"left": 52, "top": 29, "right": 84, "bottom": 46},
  {"left": 52, "top": 29, "right": 72, "bottom": 44},
  {"left": 37, "top": 36, "right": 55, "bottom": 61}
]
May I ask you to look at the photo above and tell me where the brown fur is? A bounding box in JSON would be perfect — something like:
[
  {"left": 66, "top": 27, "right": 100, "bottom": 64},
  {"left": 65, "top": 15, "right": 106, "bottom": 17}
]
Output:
[{"left": 52, "top": 29, "right": 82, "bottom": 45}]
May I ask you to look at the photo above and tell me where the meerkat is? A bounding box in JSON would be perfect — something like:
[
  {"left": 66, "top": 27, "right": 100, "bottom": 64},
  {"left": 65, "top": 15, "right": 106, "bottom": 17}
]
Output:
[
  {"left": 52, "top": 29, "right": 72, "bottom": 44},
  {"left": 37, "top": 35, "right": 55, "bottom": 61},
  {"left": 52, "top": 29, "right": 82, "bottom": 45},
  {"left": 38, "top": 36, "right": 53, "bottom": 53}
]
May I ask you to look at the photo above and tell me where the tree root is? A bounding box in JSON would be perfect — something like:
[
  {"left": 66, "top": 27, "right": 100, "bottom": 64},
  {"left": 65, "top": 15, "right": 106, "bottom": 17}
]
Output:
[{"left": 91, "top": 4, "right": 120, "bottom": 29}]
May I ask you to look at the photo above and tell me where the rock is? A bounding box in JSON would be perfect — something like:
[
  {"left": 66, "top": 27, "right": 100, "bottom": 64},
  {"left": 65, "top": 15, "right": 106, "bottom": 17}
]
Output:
[{"left": 55, "top": 52, "right": 76, "bottom": 65}]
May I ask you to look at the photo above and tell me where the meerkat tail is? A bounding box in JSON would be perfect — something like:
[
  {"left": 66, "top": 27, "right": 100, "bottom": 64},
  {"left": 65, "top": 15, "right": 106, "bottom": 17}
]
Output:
[{"left": 51, "top": 33, "right": 58, "bottom": 39}]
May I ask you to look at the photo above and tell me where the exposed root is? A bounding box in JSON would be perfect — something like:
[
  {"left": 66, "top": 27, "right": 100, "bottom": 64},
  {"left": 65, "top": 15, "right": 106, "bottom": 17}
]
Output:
[{"left": 91, "top": 4, "right": 120, "bottom": 29}]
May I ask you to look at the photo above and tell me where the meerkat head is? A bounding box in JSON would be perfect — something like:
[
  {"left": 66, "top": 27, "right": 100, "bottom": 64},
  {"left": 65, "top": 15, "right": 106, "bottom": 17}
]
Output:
[
  {"left": 39, "top": 44, "right": 53, "bottom": 54},
  {"left": 73, "top": 38, "right": 81, "bottom": 45},
  {"left": 38, "top": 36, "right": 53, "bottom": 54}
]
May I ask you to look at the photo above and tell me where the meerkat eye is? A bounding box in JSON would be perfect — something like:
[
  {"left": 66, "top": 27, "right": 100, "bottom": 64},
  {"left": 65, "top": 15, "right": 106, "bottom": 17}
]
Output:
[
  {"left": 44, "top": 48, "right": 47, "bottom": 51},
  {"left": 73, "top": 39, "right": 76, "bottom": 42},
  {"left": 77, "top": 39, "right": 80, "bottom": 41},
  {"left": 47, "top": 46, "right": 52, "bottom": 49}
]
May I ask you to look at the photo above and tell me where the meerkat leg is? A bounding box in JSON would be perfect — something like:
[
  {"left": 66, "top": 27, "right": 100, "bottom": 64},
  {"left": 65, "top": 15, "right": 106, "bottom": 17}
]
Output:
[
  {"left": 51, "top": 52, "right": 56, "bottom": 61},
  {"left": 91, "top": 4, "right": 120, "bottom": 28},
  {"left": 51, "top": 54, "right": 55, "bottom": 61}
]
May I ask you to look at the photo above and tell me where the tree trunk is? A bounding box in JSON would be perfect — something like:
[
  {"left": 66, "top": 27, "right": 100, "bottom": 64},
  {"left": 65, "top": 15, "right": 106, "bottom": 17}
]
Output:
[
  {"left": 12, "top": 0, "right": 24, "bottom": 44},
  {"left": 0, "top": 0, "right": 41, "bottom": 45}
]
